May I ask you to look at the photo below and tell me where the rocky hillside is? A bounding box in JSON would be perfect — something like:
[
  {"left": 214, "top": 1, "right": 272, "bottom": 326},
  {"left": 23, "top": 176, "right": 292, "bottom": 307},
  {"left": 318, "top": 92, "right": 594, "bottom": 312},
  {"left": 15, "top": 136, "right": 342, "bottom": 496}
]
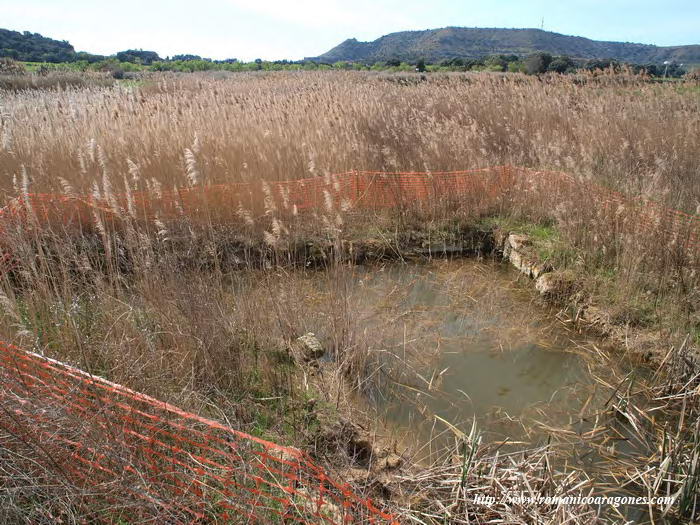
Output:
[{"left": 309, "top": 27, "right": 700, "bottom": 64}]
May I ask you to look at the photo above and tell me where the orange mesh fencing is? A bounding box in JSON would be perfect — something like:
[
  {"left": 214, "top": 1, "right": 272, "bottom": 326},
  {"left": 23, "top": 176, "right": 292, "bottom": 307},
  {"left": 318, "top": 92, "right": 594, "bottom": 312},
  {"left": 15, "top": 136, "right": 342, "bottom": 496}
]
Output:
[
  {"left": 0, "top": 167, "right": 513, "bottom": 226},
  {"left": 0, "top": 341, "right": 398, "bottom": 523},
  {"left": 2, "top": 167, "right": 696, "bottom": 253},
  {"left": 509, "top": 167, "right": 700, "bottom": 254}
]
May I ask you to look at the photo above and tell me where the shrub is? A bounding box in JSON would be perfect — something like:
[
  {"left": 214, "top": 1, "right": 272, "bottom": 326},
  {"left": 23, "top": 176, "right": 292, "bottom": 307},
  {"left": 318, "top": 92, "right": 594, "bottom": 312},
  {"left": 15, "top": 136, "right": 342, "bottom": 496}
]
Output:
[
  {"left": 524, "top": 52, "right": 552, "bottom": 75},
  {"left": 685, "top": 68, "right": 700, "bottom": 84},
  {"left": 0, "top": 57, "right": 26, "bottom": 75}
]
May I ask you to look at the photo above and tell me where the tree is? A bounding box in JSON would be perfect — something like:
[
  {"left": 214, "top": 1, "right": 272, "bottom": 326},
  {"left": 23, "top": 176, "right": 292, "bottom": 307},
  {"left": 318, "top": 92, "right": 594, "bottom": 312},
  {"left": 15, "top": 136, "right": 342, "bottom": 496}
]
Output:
[
  {"left": 172, "top": 54, "right": 202, "bottom": 62},
  {"left": 416, "top": 58, "right": 426, "bottom": 72},
  {"left": 333, "top": 61, "right": 356, "bottom": 70},
  {"left": 485, "top": 55, "right": 509, "bottom": 72},
  {"left": 664, "top": 63, "right": 686, "bottom": 78},
  {"left": 0, "top": 28, "right": 77, "bottom": 62},
  {"left": 75, "top": 51, "right": 105, "bottom": 63},
  {"left": 508, "top": 61, "right": 526, "bottom": 73},
  {"left": 638, "top": 64, "right": 659, "bottom": 76},
  {"left": 116, "top": 49, "right": 161, "bottom": 65},
  {"left": 524, "top": 52, "right": 552, "bottom": 75},
  {"left": 585, "top": 58, "right": 619, "bottom": 72},
  {"left": 465, "top": 58, "right": 484, "bottom": 70},
  {"left": 386, "top": 58, "right": 401, "bottom": 67},
  {"left": 547, "top": 56, "right": 574, "bottom": 74}
]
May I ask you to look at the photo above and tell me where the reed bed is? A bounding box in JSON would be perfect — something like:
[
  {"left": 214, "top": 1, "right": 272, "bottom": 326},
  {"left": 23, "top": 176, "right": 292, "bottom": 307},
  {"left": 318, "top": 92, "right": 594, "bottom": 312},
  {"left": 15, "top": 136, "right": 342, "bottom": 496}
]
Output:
[
  {"left": 0, "top": 72, "right": 698, "bottom": 206},
  {"left": 0, "top": 71, "right": 698, "bottom": 523},
  {"left": 1, "top": 71, "right": 697, "bottom": 339}
]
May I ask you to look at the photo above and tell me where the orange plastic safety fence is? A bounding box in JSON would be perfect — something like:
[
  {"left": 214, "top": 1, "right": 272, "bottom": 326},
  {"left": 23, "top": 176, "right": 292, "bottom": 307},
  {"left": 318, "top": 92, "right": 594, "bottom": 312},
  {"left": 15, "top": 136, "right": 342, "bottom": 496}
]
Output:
[
  {"left": 0, "top": 167, "right": 512, "bottom": 227},
  {"left": 0, "top": 341, "right": 399, "bottom": 524},
  {"left": 3, "top": 167, "right": 695, "bottom": 250},
  {"left": 510, "top": 167, "right": 700, "bottom": 254}
]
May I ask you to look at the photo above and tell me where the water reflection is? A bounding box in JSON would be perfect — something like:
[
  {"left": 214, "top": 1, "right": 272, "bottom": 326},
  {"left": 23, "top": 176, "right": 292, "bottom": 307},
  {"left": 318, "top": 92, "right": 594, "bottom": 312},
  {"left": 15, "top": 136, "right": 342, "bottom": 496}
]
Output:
[{"left": 341, "top": 260, "right": 607, "bottom": 446}]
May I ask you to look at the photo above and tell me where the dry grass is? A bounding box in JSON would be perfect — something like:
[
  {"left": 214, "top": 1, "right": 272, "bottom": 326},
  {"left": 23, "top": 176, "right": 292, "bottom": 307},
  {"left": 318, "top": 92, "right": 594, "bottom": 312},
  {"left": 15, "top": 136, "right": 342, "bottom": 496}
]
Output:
[
  {"left": 0, "top": 71, "right": 114, "bottom": 91},
  {"left": 0, "top": 72, "right": 698, "bottom": 205},
  {"left": 0, "top": 71, "right": 699, "bottom": 523},
  {"left": 1, "top": 71, "right": 696, "bottom": 340}
]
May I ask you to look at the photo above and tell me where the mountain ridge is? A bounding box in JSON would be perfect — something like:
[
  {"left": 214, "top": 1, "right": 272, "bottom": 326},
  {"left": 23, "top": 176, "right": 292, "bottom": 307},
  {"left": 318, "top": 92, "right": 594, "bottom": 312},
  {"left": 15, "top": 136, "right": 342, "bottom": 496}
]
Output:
[{"left": 308, "top": 27, "right": 700, "bottom": 65}]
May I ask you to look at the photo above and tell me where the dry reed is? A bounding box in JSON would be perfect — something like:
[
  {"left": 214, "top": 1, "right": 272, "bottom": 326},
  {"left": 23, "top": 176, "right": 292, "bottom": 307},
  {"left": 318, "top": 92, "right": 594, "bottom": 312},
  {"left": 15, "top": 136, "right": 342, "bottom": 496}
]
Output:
[{"left": 0, "top": 71, "right": 698, "bottom": 523}]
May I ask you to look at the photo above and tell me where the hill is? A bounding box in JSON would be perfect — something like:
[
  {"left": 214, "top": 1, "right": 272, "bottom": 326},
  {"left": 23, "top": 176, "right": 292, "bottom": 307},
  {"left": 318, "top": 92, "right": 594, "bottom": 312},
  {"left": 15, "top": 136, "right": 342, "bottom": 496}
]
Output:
[
  {"left": 0, "top": 28, "right": 137, "bottom": 64},
  {"left": 0, "top": 28, "right": 79, "bottom": 62},
  {"left": 309, "top": 27, "right": 700, "bottom": 65}
]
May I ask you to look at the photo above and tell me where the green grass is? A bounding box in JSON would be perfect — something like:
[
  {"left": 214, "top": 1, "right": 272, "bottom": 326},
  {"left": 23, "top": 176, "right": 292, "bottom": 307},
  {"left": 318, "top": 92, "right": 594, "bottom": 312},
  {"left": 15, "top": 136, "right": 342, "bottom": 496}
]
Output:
[
  {"left": 479, "top": 216, "right": 578, "bottom": 266},
  {"left": 116, "top": 78, "right": 148, "bottom": 88},
  {"left": 691, "top": 324, "right": 700, "bottom": 347},
  {"left": 20, "top": 61, "right": 85, "bottom": 72}
]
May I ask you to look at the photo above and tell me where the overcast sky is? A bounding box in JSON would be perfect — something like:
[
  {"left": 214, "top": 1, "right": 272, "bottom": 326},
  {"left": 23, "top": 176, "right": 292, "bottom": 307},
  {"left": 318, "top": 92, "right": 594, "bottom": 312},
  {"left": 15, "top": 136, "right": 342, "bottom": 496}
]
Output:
[{"left": 3, "top": 1, "right": 699, "bottom": 61}]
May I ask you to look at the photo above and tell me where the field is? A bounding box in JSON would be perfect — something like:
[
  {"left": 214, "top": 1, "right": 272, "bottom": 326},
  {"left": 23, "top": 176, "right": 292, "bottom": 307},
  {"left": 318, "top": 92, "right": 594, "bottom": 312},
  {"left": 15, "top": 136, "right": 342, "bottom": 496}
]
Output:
[{"left": 0, "top": 70, "right": 698, "bottom": 523}]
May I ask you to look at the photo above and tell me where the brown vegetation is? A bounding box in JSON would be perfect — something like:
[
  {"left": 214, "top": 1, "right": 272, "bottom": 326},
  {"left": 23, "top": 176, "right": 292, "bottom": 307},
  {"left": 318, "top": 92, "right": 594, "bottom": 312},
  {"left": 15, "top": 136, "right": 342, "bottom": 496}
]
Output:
[{"left": 0, "top": 71, "right": 698, "bottom": 523}]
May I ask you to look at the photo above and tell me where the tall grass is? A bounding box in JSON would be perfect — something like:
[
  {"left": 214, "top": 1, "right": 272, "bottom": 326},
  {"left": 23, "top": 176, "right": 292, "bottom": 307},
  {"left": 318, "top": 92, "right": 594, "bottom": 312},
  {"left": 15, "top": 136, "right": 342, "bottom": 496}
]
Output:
[
  {"left": 1, "top": 72, "right": 698, "bottom": 207},
  {"left": 1, "top": 73, "right": 696, "bottom": 337},
  {"left": 0, "top": 71, "right": 698, "bottom": 523}
]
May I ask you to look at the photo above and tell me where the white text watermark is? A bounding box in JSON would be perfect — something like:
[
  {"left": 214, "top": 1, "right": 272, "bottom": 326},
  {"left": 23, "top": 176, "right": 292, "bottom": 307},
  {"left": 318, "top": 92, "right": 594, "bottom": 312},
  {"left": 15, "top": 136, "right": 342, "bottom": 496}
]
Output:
[{"left": 472, "top": 493, "right": 675, "bottom": 508}]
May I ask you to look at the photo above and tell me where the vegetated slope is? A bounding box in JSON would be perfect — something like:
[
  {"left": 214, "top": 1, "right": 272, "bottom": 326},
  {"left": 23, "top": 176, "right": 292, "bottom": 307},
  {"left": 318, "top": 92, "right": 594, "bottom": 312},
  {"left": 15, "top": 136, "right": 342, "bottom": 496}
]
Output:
[
  {"left": 0, "top": 28, "right": 110, "bottom": 63},
  {"left": 310, "top": 27, "right": 700, "bottom": 64},
  {"left": 0, "top": 28, "right": 77, "bottom": 62}
]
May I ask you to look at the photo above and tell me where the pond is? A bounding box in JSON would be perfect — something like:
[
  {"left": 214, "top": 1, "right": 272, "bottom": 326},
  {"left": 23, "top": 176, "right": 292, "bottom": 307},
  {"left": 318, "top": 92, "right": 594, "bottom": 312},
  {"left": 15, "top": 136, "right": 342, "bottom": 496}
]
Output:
[
  {"left": 230, "top": 257, "right": 662, "bottom": 521},
  {"left": 322, "top": 259, "right": 623, "bottom": 456}
]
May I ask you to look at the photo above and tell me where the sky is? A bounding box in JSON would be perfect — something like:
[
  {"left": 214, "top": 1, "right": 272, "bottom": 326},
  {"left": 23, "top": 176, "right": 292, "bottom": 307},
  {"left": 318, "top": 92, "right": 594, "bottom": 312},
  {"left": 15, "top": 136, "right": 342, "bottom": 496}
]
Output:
[{"left": 2, "top": 0, "right": 699, "bottom": 61}]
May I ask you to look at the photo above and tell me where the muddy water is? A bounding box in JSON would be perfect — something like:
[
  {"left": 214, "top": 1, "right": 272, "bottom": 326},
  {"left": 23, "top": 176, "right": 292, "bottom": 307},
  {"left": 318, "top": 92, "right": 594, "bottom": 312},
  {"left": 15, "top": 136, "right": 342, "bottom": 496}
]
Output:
[
  {"left": 305, "top": 259, "right": 660, "bottom": 522},
  {"left": 333, "top": 259, "right": 620, "bottom": 452}
]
